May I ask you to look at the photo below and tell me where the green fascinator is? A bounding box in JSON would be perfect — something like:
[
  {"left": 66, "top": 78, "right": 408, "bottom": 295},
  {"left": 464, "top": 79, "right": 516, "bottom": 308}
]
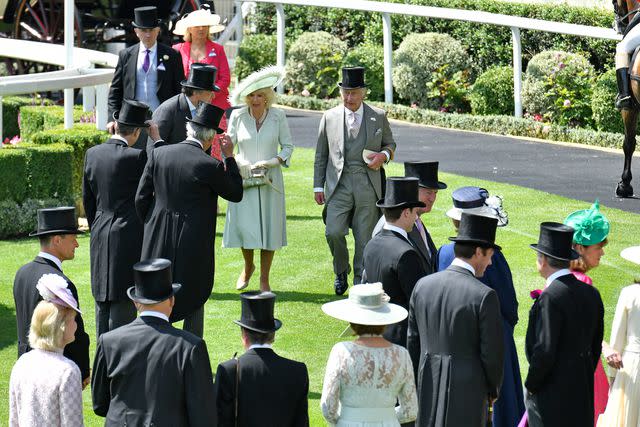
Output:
[{"left": 563, "top": 200, "right": 610, "bottom": 246}]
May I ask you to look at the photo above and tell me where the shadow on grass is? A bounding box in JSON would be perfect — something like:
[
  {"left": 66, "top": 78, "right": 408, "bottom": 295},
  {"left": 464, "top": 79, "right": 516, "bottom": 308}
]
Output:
[
  {"left": 210, "top": 290, "right": 336, "bottom": 305},
  {"left": 286, "top": 215, "right": 322, "bottom": 221},
  {"left": 0, "top": 303, "right": 17, "bottom": 351},
  {"left": 308, "top": 391, "right": 321, "bottom": 400}
]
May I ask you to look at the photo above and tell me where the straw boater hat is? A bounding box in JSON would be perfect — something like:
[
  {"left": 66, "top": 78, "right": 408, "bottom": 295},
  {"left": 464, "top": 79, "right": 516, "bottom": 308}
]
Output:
[
  {"left": 321, "top": 283, "right": 407, "bottom": 327},
  {"left": 36, "top": 274, "right": 82, "bottom": 314},
  {"left": 621, "top": 246, "right": 640, "bottom": 264},
  {"left": 229, "top": 65, "right": 286, "bottom": 106},
  {"left": 173, "top": 8, "right": 226, "bottom": 36}
]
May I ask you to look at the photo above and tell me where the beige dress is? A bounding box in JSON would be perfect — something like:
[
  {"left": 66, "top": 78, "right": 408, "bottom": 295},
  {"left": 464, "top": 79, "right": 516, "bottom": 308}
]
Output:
[
  {"left": 223, "top": 107, "right": 294, "bottom": 250},
  {"left": 597, "top": 284, "right": 640, "bottom": 427}
]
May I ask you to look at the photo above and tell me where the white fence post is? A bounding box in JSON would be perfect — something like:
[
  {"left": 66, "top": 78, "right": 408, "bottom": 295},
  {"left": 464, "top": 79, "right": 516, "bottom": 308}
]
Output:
[
  {"left": 95, "top": 84, "right": 109, "bottom": 131},
  {"left": 276, "top": 3, "right": 286, "bottom": 94},
  {"left": 511, "top": 26, "right": 523, "bottom": 118},
  {"left": 382, "top": 12, "right": 393, "bottom": 104},
  {"left": 83, "top": 86, "right": 96, "bottom": 113},
  {"left": 235, "top": 1, "right": 244, "bottom": 47},
  {"left": 64, "top": 0, "right": 74, "bottom": 129}
]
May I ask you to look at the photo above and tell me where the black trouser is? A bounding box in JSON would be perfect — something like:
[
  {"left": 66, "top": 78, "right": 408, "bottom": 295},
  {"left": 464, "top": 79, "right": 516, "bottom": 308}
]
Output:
[{"left": 95, "top": 300, "right": 137, "bottom": 338}]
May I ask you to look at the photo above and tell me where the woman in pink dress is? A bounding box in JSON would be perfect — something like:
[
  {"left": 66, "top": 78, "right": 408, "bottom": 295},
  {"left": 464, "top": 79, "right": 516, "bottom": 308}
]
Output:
[
  {"left": 564, "top": 200, "right": 620, "bottom": 426},
  {"left": 173, "top": 6, "right": 231, "bottom": 160}
]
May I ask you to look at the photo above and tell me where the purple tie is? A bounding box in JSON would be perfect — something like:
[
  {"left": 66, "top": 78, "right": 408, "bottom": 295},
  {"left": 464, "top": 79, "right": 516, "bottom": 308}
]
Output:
[{"left": 142, "top": 49, "right": 150, "bottom": 73}]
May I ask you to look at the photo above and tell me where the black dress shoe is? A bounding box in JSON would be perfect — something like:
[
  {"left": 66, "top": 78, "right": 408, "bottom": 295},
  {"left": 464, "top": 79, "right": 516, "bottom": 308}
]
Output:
[{"left": 334, "top": 272, "right": 348, "bottom": 296}]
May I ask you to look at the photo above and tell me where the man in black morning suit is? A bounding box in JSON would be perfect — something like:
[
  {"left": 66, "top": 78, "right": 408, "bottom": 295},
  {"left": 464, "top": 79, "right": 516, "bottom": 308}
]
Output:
[
  {"left": 362, "top": 177, "right": 428, "bottom": 347},
  {"left": 151, "top": 63, "right": 219, "bottom": 152},
  {"left": 107, "top": 6, "right": 183, "bottom": 137},
  {"left": 214, "top": 291, "right": 309, "bottom": 427},
  {"left": 83, "top": 100, "right": 163, "bottom": 337},
  {"left": 92, "top": 258, "right": 216, "bottom": 426},
  {"left": 524, "top": 223, "right": 604, "bottom": 427},
  {"left": 13, "top": 207, "right": 90, "bottom": 386}
]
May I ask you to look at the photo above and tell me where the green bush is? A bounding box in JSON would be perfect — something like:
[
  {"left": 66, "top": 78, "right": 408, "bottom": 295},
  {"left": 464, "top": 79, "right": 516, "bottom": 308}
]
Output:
[
  {"left": 393, "top": 33, "right": 468, "bottom": 108},
  {"left": 592, "top": 68, "right": 623, "bottom": 134},
  {"left": 2, "top": 96, "right": 53, "bottom": 140},
  {"left": 0, "top": 197, "right": 74, "bottom": 239},
  {"left": 469, "top": 66, "right": 515, "bottom": 115},
  {"left": 20, "top": 105, "right": 92, "bottom": 139},
  {"left": 235, "top": 34, "right": 279, "bottom": 81},
  {"left": 0, "top": 148, "right": 29, "bottom": 203},
  {"left": 522, "top": 50, "right": 595, "bottom": 127},
  {"left": 342, "top": 43, "right": 386, "bottom": 102},
  {"left": 22, "top": 143, "right": 74, "bottom": 201},
  {"left": 285, "top": 31, "right": 347, "bottom": 98}
]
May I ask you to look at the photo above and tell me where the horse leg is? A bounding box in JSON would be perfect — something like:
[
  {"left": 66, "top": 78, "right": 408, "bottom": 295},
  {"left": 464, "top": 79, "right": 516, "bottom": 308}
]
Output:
[{"left": 617, "top": 107, "right": 638, "bottom": 197}]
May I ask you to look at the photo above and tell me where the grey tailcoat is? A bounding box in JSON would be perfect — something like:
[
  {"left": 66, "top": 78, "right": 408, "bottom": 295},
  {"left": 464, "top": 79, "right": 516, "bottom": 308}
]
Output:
[
  {"left": 407, "top": 265, "right": 504, "bottom": 427},
  {"left": 151, "top": 93, "right": 192, "bottom": 150},
  {"left": 313, "top": 103, "right": 396, "bottom": 201}
]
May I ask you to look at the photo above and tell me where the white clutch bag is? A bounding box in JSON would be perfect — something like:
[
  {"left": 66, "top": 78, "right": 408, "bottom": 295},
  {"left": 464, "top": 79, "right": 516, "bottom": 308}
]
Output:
[{"left": 362, "top": 149, "right": 379, "bottom": 165}]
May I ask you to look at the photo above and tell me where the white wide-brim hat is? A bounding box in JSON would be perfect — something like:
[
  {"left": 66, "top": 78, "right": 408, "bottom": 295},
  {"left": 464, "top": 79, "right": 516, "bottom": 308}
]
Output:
[
  {"left": 447, "top": 205, "right": 501, "bottom": 222},
  {"left": 621, "top": 246, "right": 640, "bottom": 264},
  {"left": 321, "top": 283, "right": 408, "bottom": 326},
  {"left": 229, "top": 65, "right": 285, "bottom": 106},
  {"left": 173, "top": 9, "right": 225, "bottom": 36}
]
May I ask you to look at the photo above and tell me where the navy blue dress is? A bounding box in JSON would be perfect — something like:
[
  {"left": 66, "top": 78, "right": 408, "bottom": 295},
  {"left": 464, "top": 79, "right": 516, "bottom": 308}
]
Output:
[{"left": 438, "top": 243, "right": 525, "bottom": 427}]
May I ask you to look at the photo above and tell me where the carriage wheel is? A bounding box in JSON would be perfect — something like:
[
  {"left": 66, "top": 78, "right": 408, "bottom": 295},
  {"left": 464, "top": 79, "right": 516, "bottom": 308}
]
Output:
[{"left": 8, "top": 0, "right": 83, "bottom": 75}]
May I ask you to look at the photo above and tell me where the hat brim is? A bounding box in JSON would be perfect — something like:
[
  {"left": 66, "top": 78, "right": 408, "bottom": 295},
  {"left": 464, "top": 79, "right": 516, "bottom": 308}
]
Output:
[
  {"left": 185, "top": 116, "right": 224, "bottom": 134},
  {"left": 321, "top": 299, "right": 408, "bottom": 325},
  {"left": 448, "top": 237, "right": 501, "bottom": 251},
  {"left": 229, "top": 66, "right": 285, "bottom": 106},
  {"left": 29, "top": 229, "right": 84, "bottom": 237},
  {"left": 181, "top": 80, "right": 221, "bottom": 92},
  {"left": 233, "top": 318, "right": 282, "bottom": 333},
  {"left": 419, "top": 181, "right": 447, "bottom": 190},
  {"left": 621, "top": 246, "right": 640, "bottom": 264},
  {"left": 132, "top": 21, "right": 161, "bottom": 29},
  {"left": 446, "top": 206, "right": 507, "bottom": 227},
  {"left": 127, "top": 283, "right": 181, "bottom": 304},
  {"left": 529, "top": 244, "right": 579, "bottom": 261},
  {"left": 376, "top": 199, "right": 426, "bottom": 209}
]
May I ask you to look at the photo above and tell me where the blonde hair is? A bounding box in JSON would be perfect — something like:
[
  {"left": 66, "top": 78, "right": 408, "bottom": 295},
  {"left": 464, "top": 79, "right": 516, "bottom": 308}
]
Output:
[
  {"left": 243, "top": 87, "right": 277, "bottom": 108},
  {"left": 184, "top": 27, "right": 211, "bottom": 43},
  {"left": 28, "top": 301, "right": 73, "bottom": 351}
]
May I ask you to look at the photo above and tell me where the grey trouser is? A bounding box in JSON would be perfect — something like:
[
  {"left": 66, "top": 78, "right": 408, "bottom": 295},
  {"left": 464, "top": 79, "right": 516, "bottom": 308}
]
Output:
[
  {"left": 182, "top": 304, "right": 204, "bottom": 338},
  {"left": 95, "top": 300, "right": 137, "bottom": 338},
  {"left": 525, "top": 392, "right": 543, "bottom": 427},
  {"left": 325, "top": 172, "right": 378, "bottom": 283}
]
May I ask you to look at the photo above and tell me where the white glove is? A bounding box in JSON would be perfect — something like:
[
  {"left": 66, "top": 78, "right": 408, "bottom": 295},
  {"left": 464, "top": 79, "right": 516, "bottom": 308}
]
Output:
[
  {"left": 236, "top": 159, "right": 252, "bottom": 180},
  {"left": 252, "top": 157, "right": 281, "bottom": 169}
]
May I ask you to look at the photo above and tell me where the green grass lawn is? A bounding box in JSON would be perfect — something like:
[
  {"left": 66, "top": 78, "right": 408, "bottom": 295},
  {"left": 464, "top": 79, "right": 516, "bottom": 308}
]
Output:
[{"left": 0, "top": 147, "right": 639, "bottom": 425}]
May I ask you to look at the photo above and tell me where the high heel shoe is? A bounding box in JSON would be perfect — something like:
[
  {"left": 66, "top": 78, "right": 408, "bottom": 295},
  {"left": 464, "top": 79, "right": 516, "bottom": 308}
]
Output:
[{"left": 236, "top": 265, "right": 255, "bottom": 290}]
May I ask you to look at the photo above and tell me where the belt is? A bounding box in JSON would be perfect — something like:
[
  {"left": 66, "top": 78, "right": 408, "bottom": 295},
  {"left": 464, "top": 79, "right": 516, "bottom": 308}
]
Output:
[{"left": 339, "top": 406, "right": 396, "bottom": 422}]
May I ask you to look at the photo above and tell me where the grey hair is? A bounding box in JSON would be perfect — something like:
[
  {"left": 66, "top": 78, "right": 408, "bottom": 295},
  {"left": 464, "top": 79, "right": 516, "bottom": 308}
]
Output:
[
  {"left": 186, "top": 121, "right": 217, "bottom": 142},
  {"left": 339, "top": 87, "right": 368, "bottom": 98}
]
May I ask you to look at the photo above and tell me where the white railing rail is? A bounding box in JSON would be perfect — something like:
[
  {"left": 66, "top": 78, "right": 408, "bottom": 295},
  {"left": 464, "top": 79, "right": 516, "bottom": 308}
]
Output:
[{"left": 241, "top": 0, "right": 622, "bottom": 117}]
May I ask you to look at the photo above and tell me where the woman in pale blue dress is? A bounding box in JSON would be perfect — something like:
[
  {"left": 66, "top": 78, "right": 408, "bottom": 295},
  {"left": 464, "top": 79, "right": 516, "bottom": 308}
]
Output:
[{"left": 223, "top": 66, "right": 293, "bottom": 292}]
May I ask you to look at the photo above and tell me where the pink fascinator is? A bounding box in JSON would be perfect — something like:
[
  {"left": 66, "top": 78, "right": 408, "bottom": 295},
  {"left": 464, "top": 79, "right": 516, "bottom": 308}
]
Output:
[{"left": 36, "top": 274, "right": 82, "bottom": 314}]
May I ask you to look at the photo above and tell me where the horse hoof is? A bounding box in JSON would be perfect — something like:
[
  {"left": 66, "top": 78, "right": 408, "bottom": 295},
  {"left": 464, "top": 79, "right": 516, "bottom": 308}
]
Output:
[{"left": 616, "top": 181, "right": 634, "bottom": 198}]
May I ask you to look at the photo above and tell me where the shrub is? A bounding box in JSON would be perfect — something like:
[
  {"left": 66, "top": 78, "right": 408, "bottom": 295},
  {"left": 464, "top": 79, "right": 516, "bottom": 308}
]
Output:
[
  {"left": 522, "top": 51, "right": 595, "bottom": 127},
  {"left": 23, "top": 143, "right": 74, "bottom": 200},
  {"left": 20, "top": 105, "right": 91, "bottom": 139},
  {"left": 342, "top": 43, "right": 386, "bottom": 102},
  {"left": 592, "top": 68, "right": 623, "bottom": 134},
  {"left": 285, "top": 31, "right": 347, "bottom": 98},
  {"left": 469, "top": 66, "right": 515, "bottom": 115},
  {"left": 393, "top": 33, "right": 468, "bottom": 108},
  {"left": 0, "top": 197, "right": 74, "bottom": 239},
  {"left": 0, "top": 147, "right": 29, "bottom": 203},
  {"left": 1, "top": 96, "right": 53, "bottom": 139},
  {"left": 235, "top": 34, "right": 279, "bottom": 81}
]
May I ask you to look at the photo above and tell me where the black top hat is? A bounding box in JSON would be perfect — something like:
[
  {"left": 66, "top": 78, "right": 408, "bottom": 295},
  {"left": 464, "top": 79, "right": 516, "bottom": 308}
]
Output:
[
  {"left": 530, "top": 222, "right": 579, "bottom": 261},
  {"left": 338, "top": 67, "right": 367, "bottom": 89},
  {"left": 404, "top": 161, "right": 447, "bottom": 189},
  {"left": 132, "top": 6, "right": 161, "bottom": 29},
  {"left": 29, "top": 207, "right": 83, "bottom": 237},
  {"left": 113, "top": 99, "right": 151, "bottom": 128},
  {"left": 186, "top": 102, "right": 225, "bottom": 133},
  {"left": 233, "top": 291, "right": 282, "bottom": 333},
  {"left": 182, "top": 63, "right": 220, "bottom": 92},
  {"left": 376, "top": 177, "right": 427, "bottom": 209},
  {"left": 127, "top": 258, "right": 182, "bottom": 305},
  {"left": 449, "top": 212, "right": 501, "bottom": 250}
]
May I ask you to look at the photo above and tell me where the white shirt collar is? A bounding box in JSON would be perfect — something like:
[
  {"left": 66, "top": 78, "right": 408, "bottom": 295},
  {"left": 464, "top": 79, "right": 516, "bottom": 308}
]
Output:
[
  {"left": 452, "top": 258, "right": 476, "bottom": 276},
  {"left": 185, "top": 136, "right": 204, "bottom": 148},
  {"left": 112, "top": 134, "right": 129, "bottom": 144},
  {"left": 249, "top": 343, "right": 273, "bottom": 350},
  {"left": 140, "top": 311, "right": 169, "bottom": 322},
  {"left": 185, "top": 96, "right": 197, "bottom": 113},
  {"left": 139, "top": 42, "right": 157, "bottom": 55},
  {"left": 38, "top": 251, "right": 62, "bottom": 271},
  {"left": 344, "top": 103, "right": 364, "bottom": 118},
  {"left": 545, "top": 268, "right": 572, "bottom": 287},
  {"left": 383, "top": 222, "right": 409, "bottom": 241}
]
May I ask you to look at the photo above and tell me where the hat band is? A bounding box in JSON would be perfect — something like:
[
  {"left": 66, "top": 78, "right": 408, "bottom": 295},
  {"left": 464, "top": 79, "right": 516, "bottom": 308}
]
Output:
[
  {"left": 349, "top": 292, "right": 390, "bottom": 309},
  {"left": 453, "top": 199, "right": 485, "bottom": 209}
]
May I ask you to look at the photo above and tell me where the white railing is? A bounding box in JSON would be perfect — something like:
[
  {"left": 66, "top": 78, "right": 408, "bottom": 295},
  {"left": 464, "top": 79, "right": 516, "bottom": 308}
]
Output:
[{"left": 240, "top": 0, "right": 622, "bottom": 117}]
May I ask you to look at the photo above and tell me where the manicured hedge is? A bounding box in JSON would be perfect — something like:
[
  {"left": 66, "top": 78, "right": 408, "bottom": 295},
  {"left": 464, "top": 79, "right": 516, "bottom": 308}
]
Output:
[
  {"left": 24, "top": 143, "right": 74, "bottom": 201},
  {"left": 0, "top": 197, "right": 73, "bottom": 239},
  {"left": 1, "top": 96, "right": 53, "bottom": 139},
  {"left": 0, "top": 148, "right": 29, "bottom": 203},
  {"left": 276, "top": 94, "right": 624, "bottom": 149},
  {"left": 19, "top": 105, "right": 91, "bottom": 139}
]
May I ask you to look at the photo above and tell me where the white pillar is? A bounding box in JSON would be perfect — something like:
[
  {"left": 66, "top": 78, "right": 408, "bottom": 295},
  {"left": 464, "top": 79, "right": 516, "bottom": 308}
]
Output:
[
  {"left": 64, "top": 0, "right": 74, "bottom": 129},
  {"left": 276, "top": 3, "right": 285, "bottom": 95},
  {"left": 0, "top": 96, "right": 3, "bottom": 140},
  {"left": 96, "top": 84, "right": 109, "bottom": 130},
  {"left": 511, "top": 27, "right": 523, "bottom": 118},
  {"left": 382, "top": 12, "right": 393, "bottom": 104},
  {"left": 83, "top": 86, "right": 96, "bottom": 112}
]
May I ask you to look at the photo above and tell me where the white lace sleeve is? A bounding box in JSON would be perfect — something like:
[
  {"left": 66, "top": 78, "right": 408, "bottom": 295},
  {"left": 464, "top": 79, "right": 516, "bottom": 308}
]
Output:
[
  {"left": 610, "top": 286, "right": 630, "bottom": 354},
  {"left": 395, "top": 348, "right": 418, "bottom": 423},
  {"left": 59, "top": 365, "right": 84, "bottom": 427},
  {"left": 321, "top": 343, "right": 344, "bottom": 425}
]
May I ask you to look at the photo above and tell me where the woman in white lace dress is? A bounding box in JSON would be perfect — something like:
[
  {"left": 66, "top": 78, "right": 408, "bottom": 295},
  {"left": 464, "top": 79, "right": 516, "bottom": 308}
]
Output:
[
  {"left": 9, "top": 274, "right": 84, "bottom": 427},
  {"left": 321, "top": 283, "right": 418, "bottom": 426}
]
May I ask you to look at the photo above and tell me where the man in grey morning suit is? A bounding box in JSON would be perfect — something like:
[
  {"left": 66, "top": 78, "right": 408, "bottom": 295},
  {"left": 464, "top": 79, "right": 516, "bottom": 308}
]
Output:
[{"left": 314, "top": 67, "right": 396, "bottom": 295}]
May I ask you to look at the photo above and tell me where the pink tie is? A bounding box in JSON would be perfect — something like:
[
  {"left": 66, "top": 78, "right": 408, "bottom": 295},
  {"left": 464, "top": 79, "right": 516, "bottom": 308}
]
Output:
[{"left": 415, "top": 219, "right": 428, "bottom": 247}]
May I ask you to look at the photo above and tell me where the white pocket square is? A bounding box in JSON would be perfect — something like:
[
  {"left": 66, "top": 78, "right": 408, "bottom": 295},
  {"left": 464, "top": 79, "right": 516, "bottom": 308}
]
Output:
[
  {"left": 374, "top": 128, "right": 382, "bottom": 136},
  {"left": 370, "top": 117, "right": 376, "bottom": 121},
  {"left": 157, "top": 63, "right": 166, "bottom": 71}
]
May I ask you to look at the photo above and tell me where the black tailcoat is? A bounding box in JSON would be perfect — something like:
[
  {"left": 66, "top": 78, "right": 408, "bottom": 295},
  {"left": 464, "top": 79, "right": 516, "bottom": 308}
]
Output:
[
  {"left": 214, "top": 347, "right": 309, "bottom": 427},
  {"left": 83, "top": 138, "right": 147, "bottom": 302},
  {"left": 407, "top": 265, "right": 504, "bottom": 427},
  {"left": 92, "top": 315, "right": 216, "bottom": 426},
  {"left": 408, "top": 218, "right": 438, "bottom": 274},
  {"left": 363, "top": 228, "right": 428, "bottom": 347},
  {"left": 135, "top": 141, "right": 243, "bottom": 321},
  {"left": 13, "top": 257, "right": 90, "bottom": 379},
  {"left": 107, "top": 42, "right": 184, "bottom": 119},
  {"left": 524, "top": 273, "right": 604, "bottom": 427},
  {"left": 151, "top": 93, "right": 192, "bottom": 150}
]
